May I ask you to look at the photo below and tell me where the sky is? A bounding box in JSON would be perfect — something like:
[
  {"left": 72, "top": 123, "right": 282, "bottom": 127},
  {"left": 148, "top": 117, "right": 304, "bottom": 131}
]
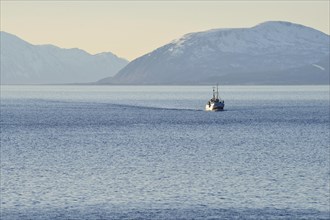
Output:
[{"left": 1, "top": 1, "right": 329, "bottom": 61}]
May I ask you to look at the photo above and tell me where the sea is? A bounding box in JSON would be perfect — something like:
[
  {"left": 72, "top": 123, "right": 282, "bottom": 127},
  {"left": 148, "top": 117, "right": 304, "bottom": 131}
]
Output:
[{"left": 1, "top": 85, "right": 329, "bottom": 219}]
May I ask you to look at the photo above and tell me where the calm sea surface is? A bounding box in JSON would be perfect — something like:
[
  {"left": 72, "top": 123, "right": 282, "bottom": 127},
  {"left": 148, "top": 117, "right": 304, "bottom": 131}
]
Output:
[{"left": 1, "top": 85, "right": 329, "bottom": 219}]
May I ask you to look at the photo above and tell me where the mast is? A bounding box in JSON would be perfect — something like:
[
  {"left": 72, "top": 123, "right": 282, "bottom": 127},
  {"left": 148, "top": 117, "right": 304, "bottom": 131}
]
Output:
[
  {"left": 212, "top": 86, "right": 215, "bottom": 99},
  {"left": 216, "top": 84, "right": 219, "bottom": 99}
]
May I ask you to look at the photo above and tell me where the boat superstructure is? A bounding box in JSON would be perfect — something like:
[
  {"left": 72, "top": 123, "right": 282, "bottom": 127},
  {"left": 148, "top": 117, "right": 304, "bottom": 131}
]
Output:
[{"left": 205, "top": 84, "right": 224, "bottom": 111}]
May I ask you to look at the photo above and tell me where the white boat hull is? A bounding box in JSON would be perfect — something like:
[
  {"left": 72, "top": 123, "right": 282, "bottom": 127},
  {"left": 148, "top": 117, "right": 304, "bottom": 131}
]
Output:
[{"left": 205, "top": 102, "right": 224, "bottom": 111}]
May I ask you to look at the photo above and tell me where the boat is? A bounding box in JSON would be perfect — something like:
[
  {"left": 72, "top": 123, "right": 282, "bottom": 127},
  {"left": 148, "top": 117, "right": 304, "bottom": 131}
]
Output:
[{"left": 205, "top": 84, "right": 225, "bottom": 111}]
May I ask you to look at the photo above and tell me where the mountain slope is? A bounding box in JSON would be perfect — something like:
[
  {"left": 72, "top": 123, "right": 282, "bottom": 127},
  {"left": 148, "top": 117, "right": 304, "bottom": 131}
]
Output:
[
  {"left": 0, "top": 32, "right": 128, "bottom": 84},
  {"left": 99, "top": 21, "right": 329, "bottom": 85}
]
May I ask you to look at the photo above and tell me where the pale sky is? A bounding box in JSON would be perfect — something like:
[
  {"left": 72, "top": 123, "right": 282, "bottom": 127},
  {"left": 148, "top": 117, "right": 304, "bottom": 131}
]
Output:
[{"left": 1, "top": 1, "right": 329, "bottom": 61}]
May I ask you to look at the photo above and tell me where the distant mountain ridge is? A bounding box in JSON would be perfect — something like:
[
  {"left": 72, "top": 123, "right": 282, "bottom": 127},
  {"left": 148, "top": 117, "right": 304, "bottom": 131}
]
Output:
[
  {"left": 99, "top": 21, "right": 329, "bottom": 85},
  {"left": 0, "top": 31, "right": 128, "bottom": 84}
]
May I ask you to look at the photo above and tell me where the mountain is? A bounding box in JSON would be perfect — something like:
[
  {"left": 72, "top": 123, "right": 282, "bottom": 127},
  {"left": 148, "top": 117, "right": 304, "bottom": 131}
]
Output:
[
  {"left": 98, "top": 21, "right": 329, "bottom": 85},
  {"left": 0, "top": 31, "right": 128, "bottom": 84}
]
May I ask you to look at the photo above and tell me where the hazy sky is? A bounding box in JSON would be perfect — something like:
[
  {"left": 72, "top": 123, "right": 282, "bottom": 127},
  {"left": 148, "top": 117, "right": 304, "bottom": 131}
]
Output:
[{"left": 1, "top": 1, "right": 329, "bottom": 60}]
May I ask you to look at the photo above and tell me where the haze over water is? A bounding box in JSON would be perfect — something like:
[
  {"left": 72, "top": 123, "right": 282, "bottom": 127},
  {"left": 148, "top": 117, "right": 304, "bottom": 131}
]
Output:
[{"left": 1, "top": 85, "right": 329, "bottom": 219}]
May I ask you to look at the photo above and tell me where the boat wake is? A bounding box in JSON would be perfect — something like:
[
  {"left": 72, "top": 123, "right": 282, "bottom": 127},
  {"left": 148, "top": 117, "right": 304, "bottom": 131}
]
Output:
[{"left": 106, "top": 103, "right": 204, "bottom": 112}]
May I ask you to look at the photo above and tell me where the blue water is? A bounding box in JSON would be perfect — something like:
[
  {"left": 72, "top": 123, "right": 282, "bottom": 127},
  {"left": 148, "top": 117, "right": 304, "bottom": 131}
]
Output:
[{"left": 1, "top": 85, "right": 329, "bottom": 219}]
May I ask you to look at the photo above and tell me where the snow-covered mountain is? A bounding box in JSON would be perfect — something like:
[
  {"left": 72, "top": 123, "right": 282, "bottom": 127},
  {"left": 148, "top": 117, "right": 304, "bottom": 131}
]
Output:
[
  {"left": 0, "top": 31, "right": 128, "bottom": 84},
  {"left": 99, "top": 21, "right": 329, "bottom": 85}
]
